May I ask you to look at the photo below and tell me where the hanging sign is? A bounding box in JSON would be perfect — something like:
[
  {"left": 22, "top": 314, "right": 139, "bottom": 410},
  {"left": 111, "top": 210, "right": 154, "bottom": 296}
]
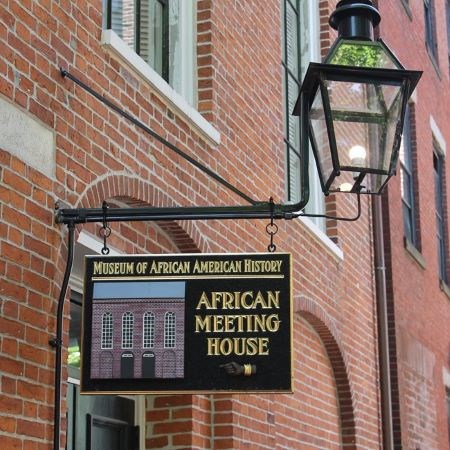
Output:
[{"left": 81, "top": 253, "right": 292, "bottom": 394}]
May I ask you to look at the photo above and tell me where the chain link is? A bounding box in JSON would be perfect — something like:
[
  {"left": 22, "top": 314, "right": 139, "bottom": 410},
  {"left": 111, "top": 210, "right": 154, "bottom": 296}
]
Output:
[
  {"left": 99, "top": 201, "right": 111, "bottom": 255},
  {"left": 266, "top": 197, "right": 278, "bottom": 252}
]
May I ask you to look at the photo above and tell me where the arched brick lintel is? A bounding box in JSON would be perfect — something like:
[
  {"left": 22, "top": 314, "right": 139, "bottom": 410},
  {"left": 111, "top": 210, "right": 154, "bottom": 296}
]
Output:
[
  {"left": 295, "top": 296, "right": 357, "bottom": 449},
  {"left": 74, "top": 172, "right": 210, "bottom": 254}
]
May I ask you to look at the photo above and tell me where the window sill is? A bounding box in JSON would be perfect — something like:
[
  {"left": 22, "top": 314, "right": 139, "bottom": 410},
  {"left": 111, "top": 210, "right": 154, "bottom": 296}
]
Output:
[
  {"left": 299, "top": 216, "right": 344, "bottom": 262},
  {"left": 400, "top": 0, "right": 413, "bottom": 21},
  {"left": 440, "top": 280, "right": 450, "bottom": 299},
  {"left": 101, "top": 29, "right": 220, "bottom": 146},
  {"left": 425, "top": 44, "right": 441, "bottom": 79},
  {"left": 403, "top": 237, "right": 426, "bottom": 269}
]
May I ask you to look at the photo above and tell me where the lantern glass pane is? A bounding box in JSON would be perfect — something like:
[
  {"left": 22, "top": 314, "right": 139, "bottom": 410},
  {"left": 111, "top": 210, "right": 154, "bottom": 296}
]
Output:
[
  {"left": 363, "top": 173, "right": 390, "bottom": 193},
  {"left": 326, "top": 39, "right": 402, "bottom": 70},
  {"left": 310, "top": 88, "right": 334, "bottom": 186},
  {"left": 329, "top": 169, "right": 355, "bottom": 192},
  {"left": 326, "top": 78, "right": 404, "bottom": 173}
]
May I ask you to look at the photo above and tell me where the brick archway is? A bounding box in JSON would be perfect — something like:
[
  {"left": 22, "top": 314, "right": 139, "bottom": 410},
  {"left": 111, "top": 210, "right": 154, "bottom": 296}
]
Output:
[
  {"left": 74, "top": 172, "right": 211, "bottom": 253},
  {"left": 295, "top": 296, "right": 357, "bottom": 448}
]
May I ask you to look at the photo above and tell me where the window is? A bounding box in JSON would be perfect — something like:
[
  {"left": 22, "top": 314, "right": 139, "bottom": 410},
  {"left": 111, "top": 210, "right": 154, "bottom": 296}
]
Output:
[
  {"left": 400, "top": 104, "right": 420, "bottom": 248},
  {"left": 101, "top": 312, "right": 114, "bottom": 349},
  {"left": 122, "top": 312, "right": 134, "bottom": 349},
  {"left": 103, "top": 0, "right": 197, "bottom": 105},
  {"left": 282, "top": 0, "right": 324, "bottom": 228},
  {"left": 68, "top": 292, "right": 83, "bottom": 371},
  {"left": 447, "top": 0, "right": 450, "bottom": 72},
  {"left": 66, "top": 233, "right": 143, "bottom": 450},
  {"left": 164, "top": 311, "right": 176, "bottom": 348},
  {"left": 447, "top": 388, "right": 450, "bottom": 444},
  {"left": 143, "top": 312, "right": 155, "bottom": 348},
  {"left": 433, "top": 149, "right": 448, "bottom": 283},
  {"left": 424, "top": 0, "right": 438, "bottom": 61}
]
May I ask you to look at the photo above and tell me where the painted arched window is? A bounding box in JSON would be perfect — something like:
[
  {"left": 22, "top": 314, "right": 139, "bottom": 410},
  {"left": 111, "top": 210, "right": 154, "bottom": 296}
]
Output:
[
  {"left": 164, "top": 312, "right": 176, "bottom": 348},
  {"left": 122, "top": 312, "right": 134, "bottom": 349},
  {"left": 101, "top": 312, "right": 113, "bottom": 349},
  {"left": 143, "top": 312, "right": 155, "bottom": 349}
]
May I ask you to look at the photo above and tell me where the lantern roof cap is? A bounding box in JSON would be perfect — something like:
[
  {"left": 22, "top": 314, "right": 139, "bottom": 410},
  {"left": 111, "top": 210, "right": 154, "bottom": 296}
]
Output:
[{"left": 329, "top": 1, "right": 381, "bottom": 40}]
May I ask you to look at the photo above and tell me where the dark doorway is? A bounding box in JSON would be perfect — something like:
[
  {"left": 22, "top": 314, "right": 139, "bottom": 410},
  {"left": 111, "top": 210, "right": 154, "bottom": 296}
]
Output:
[
  {"left": 120, "top": 352, "right": 134, "bottom": 378},
  {"left": 67, "top": 384, "right": 138, "bottom": 450},
  {"left": 142, "top": 352, "right": 156, "bottom": 378}
]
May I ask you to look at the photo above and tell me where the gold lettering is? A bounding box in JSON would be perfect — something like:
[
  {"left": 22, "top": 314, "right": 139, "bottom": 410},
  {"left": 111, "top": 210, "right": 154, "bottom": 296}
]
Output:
[
  {"left": 93, "top": 261, "right": 134, "bottom": 275},
  {"left": 258, "top": 337, "right": 269, "bottom": 355},
  {"left": 196, "top": 292, "right": 212, "bottom": 310},
  {"left": 206, "top": 337, "right": 270, "bottom": 356},
  {"left": 240, "top": 291, "right": 254, "bottom": 309},
  {"left": 207, "top": 337, "right": 220, "bottom": 355},
  {"left": 267, "top": 291, "right": 280, "bottom": 309},
  {"left": 195, "top": 315, "right": 211, "bottom": 332}
]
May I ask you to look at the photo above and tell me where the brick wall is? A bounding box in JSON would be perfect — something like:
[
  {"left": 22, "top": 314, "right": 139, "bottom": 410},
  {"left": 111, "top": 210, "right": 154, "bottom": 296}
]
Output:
[
  {"left": 377, "top": 0, "right": 450, "bottom": 449},
  {"left": 0, "top": 1, "right": 385, "bottom": 449}
]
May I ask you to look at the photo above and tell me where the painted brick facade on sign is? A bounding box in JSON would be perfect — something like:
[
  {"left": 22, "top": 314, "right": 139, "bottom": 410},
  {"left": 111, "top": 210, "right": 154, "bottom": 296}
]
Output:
[{"left": 1, "top": 0, "right": 448, "bottom": 449}]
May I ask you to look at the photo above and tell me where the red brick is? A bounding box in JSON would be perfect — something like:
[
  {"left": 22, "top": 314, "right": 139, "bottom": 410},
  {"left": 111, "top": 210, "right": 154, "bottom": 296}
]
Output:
[
  {"left": 16, "top": 418, "right": 45, "bottom": 439},
  {"left": 0, "top": 394, "right": 23, "bottom": 415}
]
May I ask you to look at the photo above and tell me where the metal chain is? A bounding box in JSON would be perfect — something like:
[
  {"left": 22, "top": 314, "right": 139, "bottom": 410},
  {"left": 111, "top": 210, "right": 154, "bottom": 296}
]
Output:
[
  {"left": 99, "top": 201, "right": 111, "bottom": 255},
  {"left": 266, "top": 197, "right": 278, "bottom": 252}
]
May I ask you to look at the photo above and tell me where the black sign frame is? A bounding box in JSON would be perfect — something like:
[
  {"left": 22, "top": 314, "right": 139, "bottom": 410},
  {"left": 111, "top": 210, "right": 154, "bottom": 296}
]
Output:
[{"left": 80, "top": 253, "right": 292, "bottom": 394}]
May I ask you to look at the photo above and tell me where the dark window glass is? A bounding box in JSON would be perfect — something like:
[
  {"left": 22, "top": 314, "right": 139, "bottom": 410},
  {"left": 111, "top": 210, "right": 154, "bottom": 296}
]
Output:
[
  {"left": 105, "top": 0, "right": 170, "bottom": 81},
  {"left": 447, "top": 0, "right": 450, "bottom": 71},
  {"left": 282, "top": 0, "right": 302, "bottom": 203},
  {"left": 400, "top": 105, "right": 420, "bottom": 248},
  {"left": 433, "top": 150, "right": 448, "bottom": 283},
  {"left": 424, "top": 0, "right": 438, "bottom": 61},
  {"left": 447, "top": 388, "right": 450, "bottom": 444}
]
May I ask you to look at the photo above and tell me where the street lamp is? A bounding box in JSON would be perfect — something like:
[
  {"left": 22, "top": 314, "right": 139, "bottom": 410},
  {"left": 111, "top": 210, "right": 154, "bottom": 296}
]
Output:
[{"left": 294, "top": 0, "right": 422, "bottom": 195}]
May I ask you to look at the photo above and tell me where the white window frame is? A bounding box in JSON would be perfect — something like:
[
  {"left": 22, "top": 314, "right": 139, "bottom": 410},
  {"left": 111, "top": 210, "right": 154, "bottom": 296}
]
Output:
[
  {"left": 299, "top": 0, "right": 325, "bottom": 229},
  {"left": 164, "top": 311, "right": 176, "bottom": 348},
  {"left": 68, "top": 230, "right": 146, "bottom": 449},
  {"left": 121, "top": 312, "right": 134, "bottom": 349},
  {"left": 143, "top": 312, "right": 155, "bottom": 349},
  {"left": 101, "top": 1, "right": 220, "bottom": 146},
  {"left": 101, "top": 312, "right": 114, "bottom": 349}
]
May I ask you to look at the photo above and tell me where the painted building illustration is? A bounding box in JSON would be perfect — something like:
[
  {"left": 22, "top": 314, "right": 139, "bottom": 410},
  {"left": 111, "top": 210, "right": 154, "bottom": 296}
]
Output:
[{"left": 89, "top": 281, "right": 185, "bottom": 379}]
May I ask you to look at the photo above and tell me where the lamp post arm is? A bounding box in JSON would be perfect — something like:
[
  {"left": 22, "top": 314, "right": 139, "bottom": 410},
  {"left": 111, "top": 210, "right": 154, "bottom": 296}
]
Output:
[{"left": 56, "top": 74, "right": 313, "bottom": 225}]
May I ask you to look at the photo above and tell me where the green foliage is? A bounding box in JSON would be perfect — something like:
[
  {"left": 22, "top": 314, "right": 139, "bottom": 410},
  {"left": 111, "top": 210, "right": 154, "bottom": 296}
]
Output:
[
  {"left": 329, "top": 43, "right": 387, "bottom": 68},
  {"left": 68, "top": 345, "right": 81, "bottom": 368}
]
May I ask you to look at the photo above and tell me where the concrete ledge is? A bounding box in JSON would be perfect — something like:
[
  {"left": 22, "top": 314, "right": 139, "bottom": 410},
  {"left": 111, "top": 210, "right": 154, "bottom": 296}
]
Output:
[
  {"left": 0, "top": 96, "right": 55, "bottom": 178},
  {"left": 404, "top": 237, "right": 426, "bottom": 270}
]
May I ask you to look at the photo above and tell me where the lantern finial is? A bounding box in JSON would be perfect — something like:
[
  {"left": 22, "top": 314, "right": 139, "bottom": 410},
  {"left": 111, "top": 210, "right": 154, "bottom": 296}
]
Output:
[{"left": 329, "top": 0, "right": 381, "bottom": 40}]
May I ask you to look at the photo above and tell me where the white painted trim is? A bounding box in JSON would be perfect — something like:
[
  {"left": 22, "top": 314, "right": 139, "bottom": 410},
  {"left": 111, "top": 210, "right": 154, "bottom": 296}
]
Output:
[
  {"left": 68, "top": 376, "right": 80, "bottom": 386},
  {"left": 430, "top": 115, "right": 447, "bottom": 156},
  {"left": 101, "top": 29, "right": 220, "bottom": 146},
  {"left": 299, "top": 216, "right": 344, "bottom": 261},
  {"left": 309, "top": 0, "right": 321, "bottom": 63},
  {"left": 409, "top": 86, "right": 417, "bottom": 104},
  {"left": 134, "top": 396, "right": 146, "bottom": 450},
  {"left": 443, "top": 366, "right": 450, "bottom": 387},
  {"left": 77, "top": 231, "right": 120, "bottom": 256},
  {"left": 69, "top": 232, "right": 120, "bottom": 292}
]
